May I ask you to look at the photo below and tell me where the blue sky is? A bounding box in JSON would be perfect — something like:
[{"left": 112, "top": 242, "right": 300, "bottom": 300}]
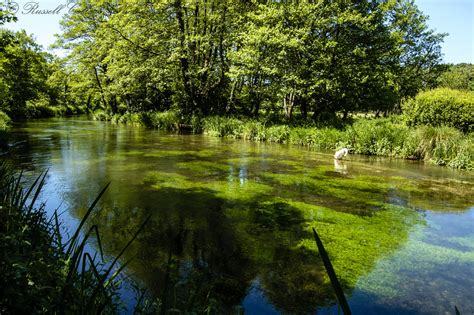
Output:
[{"left": 4, "top": 0, "right": 474, "bottom": 64}]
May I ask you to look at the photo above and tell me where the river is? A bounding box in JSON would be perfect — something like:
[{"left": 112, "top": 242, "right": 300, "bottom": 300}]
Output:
[{"left": 4, "top": 118, "right": 474, "bottom": 314}]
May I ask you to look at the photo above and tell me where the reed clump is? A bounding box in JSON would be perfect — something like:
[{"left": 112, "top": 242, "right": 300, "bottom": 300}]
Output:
[
  {"left": 0, "top": 162, "right": 149, "bottom": 313},
  {"left": 201, "top": 116, "right": 473, "bottom": 170}
]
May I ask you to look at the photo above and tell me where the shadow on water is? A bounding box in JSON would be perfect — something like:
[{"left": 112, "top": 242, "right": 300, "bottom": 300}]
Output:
[
  {"left": 84, "top": 182, "right": 334, "bottom": 314},
  {"left": 4, "top": 118, "right": 474, "bottom": 314}
]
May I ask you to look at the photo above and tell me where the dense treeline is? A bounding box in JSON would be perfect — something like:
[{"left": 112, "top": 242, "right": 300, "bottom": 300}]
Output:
[
  {"left": 52, "top": 0, "right": 445, "bottom": 120},
  {"left": 1, "top": 1, "right": 473, "bottom": 168},
  {"left": 0, "top": 10, "right": 81, "bottom": 119}
]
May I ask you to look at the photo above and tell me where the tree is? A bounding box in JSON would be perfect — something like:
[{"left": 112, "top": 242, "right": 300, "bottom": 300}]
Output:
[
  {"left": 437, "top": 63, "right": 474, "bottom": 91},
  {"left": 0, "top": 1, "right": 18, "bottom": 25},
  {"left": 0, "top": 29, "right": 50, "bottom": 117},
  {"left": 55, "top": 0, "right": 445, "bottom": 121}
]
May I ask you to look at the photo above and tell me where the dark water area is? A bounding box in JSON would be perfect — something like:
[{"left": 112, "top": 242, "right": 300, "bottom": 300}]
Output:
[{"left": 3, "top": 118, "right": 474, "bottom": 314}]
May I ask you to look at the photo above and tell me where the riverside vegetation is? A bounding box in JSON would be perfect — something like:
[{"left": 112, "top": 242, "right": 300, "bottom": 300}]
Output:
[
  {"left": 1, "top": 2, "right": 473, "bottom": 313},
  {"left": 88, "top": 111, "right": 473, "bottom": 170},
  {"left": 1, "top": 2, "right": 473, "bottom": 169},
  {"left": 3, "top": 119, "right": 474, "bottom": 313},
  {"left": 0, "top": 162, "right": 163, "bottom": 314}
]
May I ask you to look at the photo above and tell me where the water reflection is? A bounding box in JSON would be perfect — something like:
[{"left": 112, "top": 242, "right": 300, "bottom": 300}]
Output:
[
  {"left": 333, "top": 159, "right": 348, "bottom": 175},
  {"left": 5, "top": 118, "right": 474, "bottom": 314}
]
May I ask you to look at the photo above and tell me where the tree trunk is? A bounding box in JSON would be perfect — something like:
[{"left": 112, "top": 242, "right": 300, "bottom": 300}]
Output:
[
  {"left": 174, "top": 0, "right": 194, "bottom": 114},
  {"left": 283, "top": 90, "right": 295, "bottom": 121},
  {"left": 93, "top": 66, "right": 107, "bottom": 109}
]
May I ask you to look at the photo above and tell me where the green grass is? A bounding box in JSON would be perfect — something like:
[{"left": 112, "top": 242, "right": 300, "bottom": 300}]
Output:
[
  {"left": 92, "top": 110, "right": 183, "bottom": 131},
  {"left": 201, "top": 116, "right": 474, "bottom": 170},
  {"left": 88, "top": 111, "right": 473, "bottom": 169},
  {"left": 0, "top": 111, "right": 11, "bottom": 150},
  {"left": 0, "top": 162, "right": 150, "bottom": 313}
]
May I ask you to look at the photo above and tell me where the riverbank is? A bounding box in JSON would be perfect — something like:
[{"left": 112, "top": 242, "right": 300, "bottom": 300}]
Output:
[
  {"left": 0, "top": 164, "right": 149, "bottom": 314},
  {"left": 0, "top": 111, "right": 11, "bottom": 150},
  {"left": 91, "top": 111, "right": 473, "bottom": 170},
  {"left": 4, "top": 117, "right": 474, "bottom": 314}
]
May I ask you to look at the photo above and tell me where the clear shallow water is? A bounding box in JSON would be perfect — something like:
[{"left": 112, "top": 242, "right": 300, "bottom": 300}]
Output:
[{"left": 4, "top": 118, "right": 474, "bottom": 314}]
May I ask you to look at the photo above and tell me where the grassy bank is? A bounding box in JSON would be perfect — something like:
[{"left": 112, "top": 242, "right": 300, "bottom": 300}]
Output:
[
  {"left": 202, "top": 116, "right": 473, "bottom": 170},
  {"left": 92, "top": 110, "right": 473, "bottom": 170},
  {"left": 0, "top": 164, "right": 151, "bottom": 313},
  {"left": 0, "top": 111, "right": 11, "bottom": 150},
  {"left": 25, "top": 103, "right": 87, "bottom": 118}
]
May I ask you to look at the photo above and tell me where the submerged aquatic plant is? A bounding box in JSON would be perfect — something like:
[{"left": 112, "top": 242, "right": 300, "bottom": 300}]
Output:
[{"left": 312, "top": 227, "right": 351, "bottom": 315}]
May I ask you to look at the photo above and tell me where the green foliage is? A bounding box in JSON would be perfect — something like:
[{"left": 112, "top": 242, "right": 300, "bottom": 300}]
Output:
[
  {"left": 53, "top": 0, "right": 445, "bottom": 119},
  {"left": 0, "top": 111, "right": 10, "bottom": 148},
  {"left": 348, "top": 119, "right": 409, "bottom": 156},
  {"left": 0, "top": 111, "right": 10, "bottom": 129},
  {"left": 141, "top": 111, "right": 180, "bottom": 131},
  {"left": 92, "top": 110, "right": 182, "bottom": 131},
  {"left": 0, "top": 2, "right": 18, "bottom": 25},
  {"left": 403, "top": 88, "right": 474, "bottom": 133},
  {"left": 0, "top": 164, "right": 149, "bottom": 314},
  {"left": 26, "top": 101, "right": 67, "bottom": 118},
  {"left": 202, "top": 116, "right": 243, "bottom": 138},
  {"left": 0, "top": 28, "right": 85, "bottom": 119},
  {"left": 266, "top": 125, "right": 290, "bottom": 143},
  {"left": 437, "top": 63, "right": 474, "bottom": 91},
  {"left": 201, "top": 116, "right": 473, "bottom": 169}
]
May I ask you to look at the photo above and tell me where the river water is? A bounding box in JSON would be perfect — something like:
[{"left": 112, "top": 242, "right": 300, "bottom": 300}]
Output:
[{"left": 4, "top": 118, "right": 474, "bottom": 314}]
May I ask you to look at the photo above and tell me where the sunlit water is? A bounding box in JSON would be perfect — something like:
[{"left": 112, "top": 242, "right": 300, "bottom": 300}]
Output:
[{"left": 4, "top": 118, "right": 474, "bottom": 314}]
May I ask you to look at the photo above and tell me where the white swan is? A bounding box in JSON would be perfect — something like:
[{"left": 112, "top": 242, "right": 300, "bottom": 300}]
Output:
[{"left": 334, "top": 148, "right": 349, "bottom": 160}]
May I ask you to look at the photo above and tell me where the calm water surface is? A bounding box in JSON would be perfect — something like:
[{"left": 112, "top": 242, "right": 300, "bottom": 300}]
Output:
[{"left": 5, "top": 118, "right": 474, "bottom": 314}]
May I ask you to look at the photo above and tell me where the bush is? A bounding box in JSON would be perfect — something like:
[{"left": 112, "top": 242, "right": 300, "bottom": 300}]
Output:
[
  {"left": 201, "top": 116, "right": 473, "bottom": 169},
  {"left": 0, "top": 111, "right": 11, "bottom": 130},
  {"left": 147, "top": 111, "right": 181, "bottom": 131},
  {"left": 266, "top": 125, "right": 290, "bottom": 143},
  {"left": 202, "top": 116, "right": 243, "bottom": 137},
  {"left": 91, "top": 109, "right": 111, "bottom": 121},
  {"left": 26, "top": 102, "right": 66, "bottom": 118},
  {"left": 241, "top": 120, "right": 266, "bottom": 141},
  {"left": 403, "top": 88, "right": 474, "bottom": 133},
  {"left": 349, "top": 119, "right": 409, "bottom": 156}
]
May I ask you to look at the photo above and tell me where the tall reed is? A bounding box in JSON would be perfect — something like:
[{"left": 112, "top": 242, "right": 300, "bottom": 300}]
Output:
[{"left": 0, "top": 162, "right": 149, "bottom": 313}]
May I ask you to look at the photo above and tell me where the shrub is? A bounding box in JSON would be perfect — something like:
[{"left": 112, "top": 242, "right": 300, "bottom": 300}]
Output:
[
  {"left": 310, "top": 128, "right": 345, "bottom": 151},
  {"left": 350, "top": 119, "right": 409, "bottom": 156},
  {"left": 92, "top": 109, "right": 111, "bottom": 121},
  {"left": 0, "top": 111, "right": 11, "bottom": 130},
  {"left": 26, "top": 101, "right": 67, "bottom": 118},
  {"left": 241, "top": 120, "right": 266, "bottom": 141},
  {"left": 266, "top": 125, "right": 290, "bottom": 143},
  {"left": 402, "top": 88, "right": 474, "bottom": 133},
  {"left": 150, "top": 110, "right": 180, "bottom": 130},
  {"left": 202, "top": 116, "right": 242, "bottom": 137},
  {"left": 288, "top": 127, "right": 316, "bottom": 146},
  {"left": 140, "top": 111, "right": 181, "bottom": 131},
  {"left": 437, "top": 63, "right": 474, "bottom": 91},
  {"left": 448, "top": 134, "right": 474, "bottom": 169},
  {"left": 190, "top": 114, "right": 203, "bottom": 134}
]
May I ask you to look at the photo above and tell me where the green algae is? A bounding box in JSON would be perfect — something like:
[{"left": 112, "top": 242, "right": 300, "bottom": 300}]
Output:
[
  {"left": 175, "top": 160, "right": 231, "bottom": 174},
  {"left": 295, "top": 202, "right": 421, "bottom": 287},
  {"left": 8, "top": 118, "right": 474, "bottom": 314},
  {"left": 144, "top": 149, "right": 216, "bottom": 158},
  {"left": 144, "top": 170, "right": 273, "bottom": 202}
]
